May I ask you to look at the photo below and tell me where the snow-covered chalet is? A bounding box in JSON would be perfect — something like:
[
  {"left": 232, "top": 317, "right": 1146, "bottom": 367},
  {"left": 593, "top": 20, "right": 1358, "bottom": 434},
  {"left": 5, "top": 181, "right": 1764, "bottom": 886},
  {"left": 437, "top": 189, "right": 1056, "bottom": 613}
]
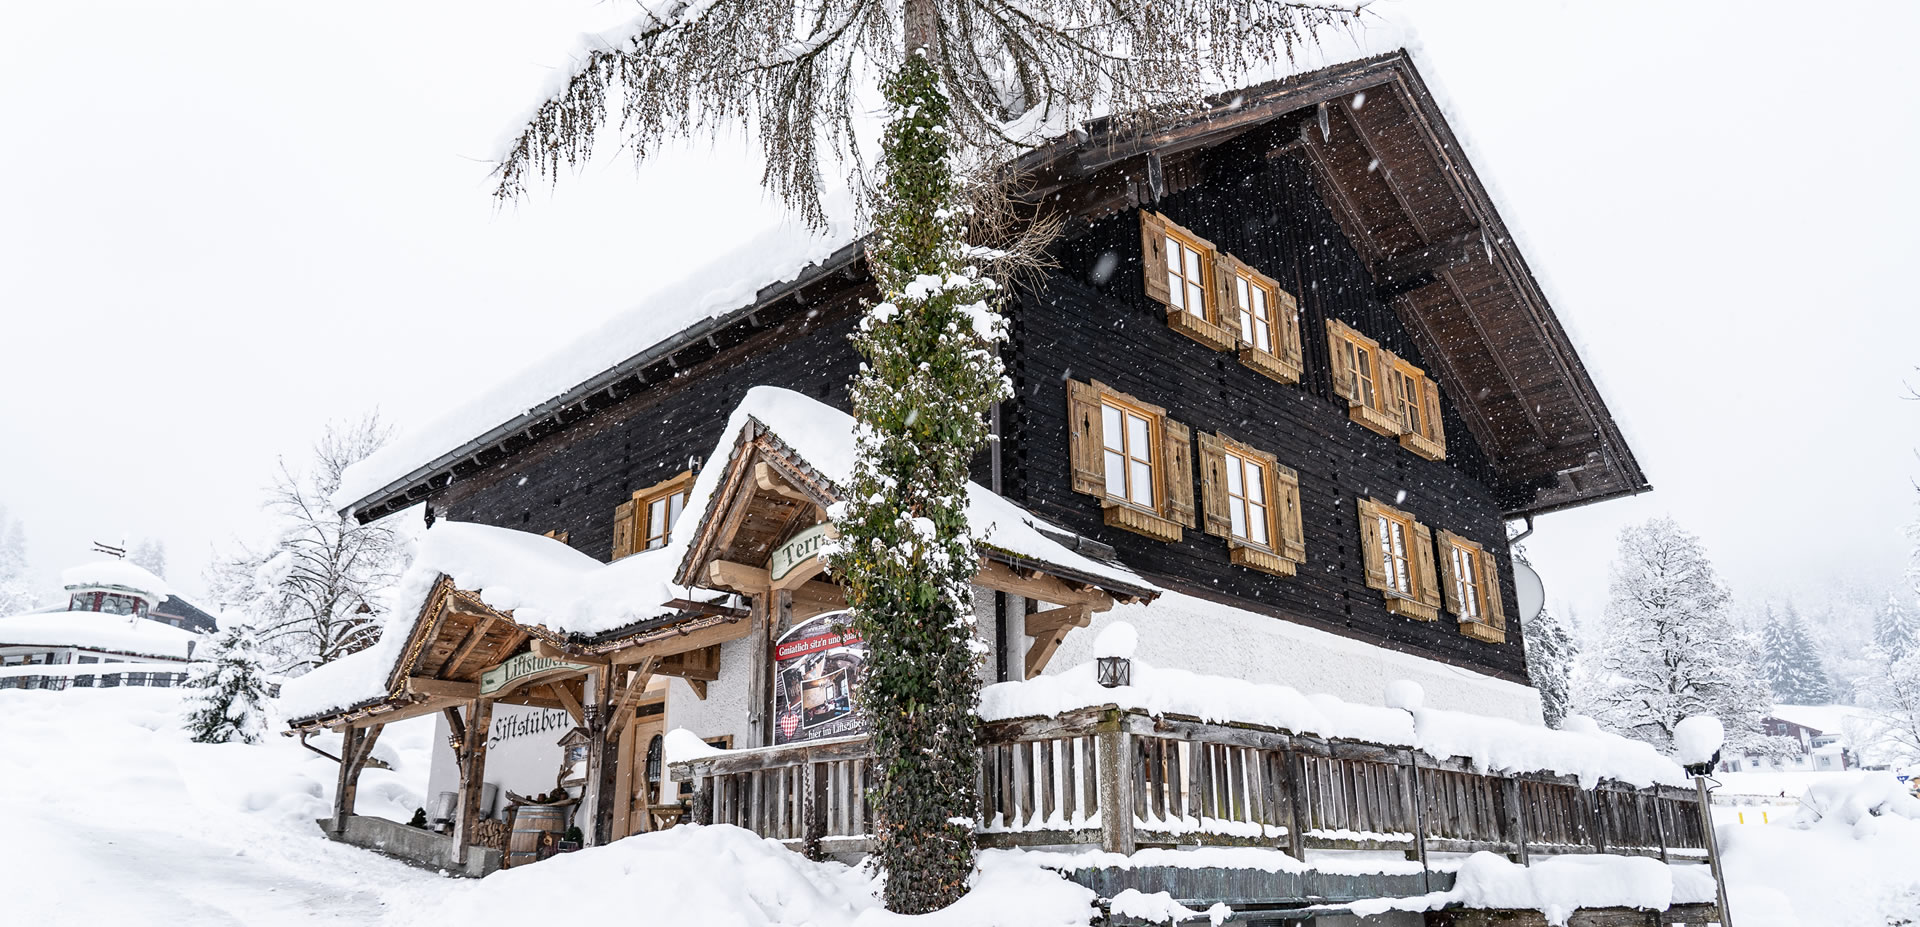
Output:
[{"left": 282, "top": 50, "right": 1728, "bottom": 925}]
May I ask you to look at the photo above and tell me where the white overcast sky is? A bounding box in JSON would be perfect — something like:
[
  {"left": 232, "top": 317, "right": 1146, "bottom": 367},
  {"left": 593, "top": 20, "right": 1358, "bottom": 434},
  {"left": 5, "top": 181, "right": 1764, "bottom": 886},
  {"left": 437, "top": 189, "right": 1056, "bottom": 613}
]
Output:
[{"left": 2, "top": 0, "right": 1916, "bottom": 629}]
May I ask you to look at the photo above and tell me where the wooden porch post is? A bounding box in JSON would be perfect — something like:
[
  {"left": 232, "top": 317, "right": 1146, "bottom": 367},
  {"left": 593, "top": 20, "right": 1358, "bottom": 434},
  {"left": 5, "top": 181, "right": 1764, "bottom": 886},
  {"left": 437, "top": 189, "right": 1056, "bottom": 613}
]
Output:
[
  {"left": 331, "top": 722, "right": 386, "bottom": 834},
  {"left": 1095, "top": 710, "right": 1135, "bottom": 855},
  {"left": 450, "top": 698, "right": 493, "bottom": 868},
  {"left": 582, "top": 668, "right": 619, "bottom": 846}
]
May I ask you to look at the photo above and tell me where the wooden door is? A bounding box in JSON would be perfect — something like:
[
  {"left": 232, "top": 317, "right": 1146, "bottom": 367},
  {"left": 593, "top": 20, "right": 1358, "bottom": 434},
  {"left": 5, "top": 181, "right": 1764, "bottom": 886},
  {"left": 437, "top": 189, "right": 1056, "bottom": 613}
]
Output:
[{"left": 625, "top": 716, "right": 668, "bottom": 835}]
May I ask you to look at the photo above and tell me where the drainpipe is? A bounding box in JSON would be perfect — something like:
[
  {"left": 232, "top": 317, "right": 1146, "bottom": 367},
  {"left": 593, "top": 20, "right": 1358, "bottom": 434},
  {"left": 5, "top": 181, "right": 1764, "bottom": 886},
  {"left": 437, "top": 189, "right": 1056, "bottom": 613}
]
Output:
[{"left": 1508, "top": 514, "right": 1536, "bottom": 547}]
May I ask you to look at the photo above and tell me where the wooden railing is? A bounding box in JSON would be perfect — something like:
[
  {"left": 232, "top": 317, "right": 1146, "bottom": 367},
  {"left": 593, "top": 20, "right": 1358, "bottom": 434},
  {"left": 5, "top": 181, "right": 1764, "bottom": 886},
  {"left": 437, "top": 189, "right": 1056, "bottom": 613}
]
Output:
[{"left": 671, "top": 707, "right": 1709, "bottom": 864}]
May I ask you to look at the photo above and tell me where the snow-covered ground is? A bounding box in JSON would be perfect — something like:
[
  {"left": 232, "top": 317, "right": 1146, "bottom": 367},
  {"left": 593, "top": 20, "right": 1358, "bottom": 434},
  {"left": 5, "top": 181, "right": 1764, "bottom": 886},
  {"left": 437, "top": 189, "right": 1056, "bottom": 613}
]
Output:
[{"left": 5, "top": 687, "right": 1919, "bottom": 926}]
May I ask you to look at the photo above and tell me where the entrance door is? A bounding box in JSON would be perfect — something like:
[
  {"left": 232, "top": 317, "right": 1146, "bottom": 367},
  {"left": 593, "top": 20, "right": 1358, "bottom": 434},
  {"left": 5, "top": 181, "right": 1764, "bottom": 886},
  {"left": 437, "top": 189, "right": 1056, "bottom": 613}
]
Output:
[{"left": 625, "top": 715, "right": 668, "bottom": 835}]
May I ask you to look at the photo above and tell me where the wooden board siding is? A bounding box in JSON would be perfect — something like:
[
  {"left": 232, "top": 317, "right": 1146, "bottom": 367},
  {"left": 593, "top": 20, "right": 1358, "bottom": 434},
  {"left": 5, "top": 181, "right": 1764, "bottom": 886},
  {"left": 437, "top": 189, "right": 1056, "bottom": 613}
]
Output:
[
  {"left": 1002, "top": 151, "right": 1529, "bottom": 682},
  {"left": 434, "top": 304, "right": 865, "bottom": 563}
]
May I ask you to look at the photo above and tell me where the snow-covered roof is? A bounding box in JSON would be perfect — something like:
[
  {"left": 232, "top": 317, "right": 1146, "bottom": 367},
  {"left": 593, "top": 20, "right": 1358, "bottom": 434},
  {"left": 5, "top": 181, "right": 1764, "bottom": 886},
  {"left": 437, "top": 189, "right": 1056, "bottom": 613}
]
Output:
[
  {"left": 981, "top": 658, "right": 1691, "bottom": 789},
  {"left": 59, "top": 559, "right": 172, "bottom": 602},
  {"left": 334, "top": 206, "right": 862, "bottom": 515},
  {"left": 0, "top": 610, "right": 199, "bottom": 660},
  {"left": 693, "top": 387, "right": 1155, "bottom": 596}
]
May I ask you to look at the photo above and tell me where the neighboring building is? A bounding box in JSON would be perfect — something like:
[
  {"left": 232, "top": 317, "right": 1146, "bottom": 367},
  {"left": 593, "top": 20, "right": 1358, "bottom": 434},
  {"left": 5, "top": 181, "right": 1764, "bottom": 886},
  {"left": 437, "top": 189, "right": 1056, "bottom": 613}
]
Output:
[
  {"left": 0, "top": 560, "right": 203, "bottom": 690},
  {"left": 284, "top": 50, "right": 1679, "bottom": 905},
  {"left": 1721, "top": 709, "right": 1862, "bottom": 773}
]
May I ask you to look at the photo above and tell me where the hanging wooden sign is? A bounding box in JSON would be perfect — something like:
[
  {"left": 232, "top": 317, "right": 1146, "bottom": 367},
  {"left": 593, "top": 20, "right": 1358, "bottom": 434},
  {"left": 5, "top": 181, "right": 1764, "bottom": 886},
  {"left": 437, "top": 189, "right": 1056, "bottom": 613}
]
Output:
[
  {"left": 768, "top": 523, "right": 834, "bottom": 582},
  {"left": 480, "top": 651, "right": 589, "bottom": 697}
]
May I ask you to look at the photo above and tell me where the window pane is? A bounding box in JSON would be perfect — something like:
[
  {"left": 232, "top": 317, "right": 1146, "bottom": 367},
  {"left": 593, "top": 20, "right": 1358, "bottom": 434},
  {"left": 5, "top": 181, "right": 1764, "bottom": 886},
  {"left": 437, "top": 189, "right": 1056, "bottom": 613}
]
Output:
[
  {"left": 1225, "top": 454, "right": 1243, "bottom": 495},
  {"left": 1256, "top": 318, "right": 1272, "bottom": 352},
  {"left": 1184, "top": 248, "right": 1202, "bottom": 280},
  {"left": 1229, "top": 502, "right": 1246, "bottom": 538},
  {"left": 670, "top": 491, "right": 686, "bottom": 524},
  {"left": 1127, "top": 413, "right": 1150, "bottom": 458},
  {"left": 1249, "top": 503, "right": 1268, "bottom": 544},
  {"left": 1166, "top": 237, "right": 1179, "bottom": 270},
  {"left": 1130, "top": 461, "right": 1154, "bottom": 506},
  {"left": 1246, "top": 463, "right": 1264, "bottom": 503},
  {"left": 1236, "top": 276, "right": 1249, "bottom": 309},
  {"left": 1102, "top": 405, "right": 1123, "bottom": 452},
  {"left": 1186, "top": 283, "right": 1205, "bottom": 312},
  {"left": 1105, "top": 449, "right": 1126, "bottom": 494},
  {"left": 1168, "top": 272, "right": 1184, "bottom": 308}
]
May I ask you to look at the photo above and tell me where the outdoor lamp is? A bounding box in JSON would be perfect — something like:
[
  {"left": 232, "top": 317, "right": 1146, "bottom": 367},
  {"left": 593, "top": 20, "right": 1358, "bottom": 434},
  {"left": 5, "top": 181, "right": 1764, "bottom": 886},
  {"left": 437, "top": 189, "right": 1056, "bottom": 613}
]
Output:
[{"left": 1096, "top": 654, "right": 1131, "bottom": 688}]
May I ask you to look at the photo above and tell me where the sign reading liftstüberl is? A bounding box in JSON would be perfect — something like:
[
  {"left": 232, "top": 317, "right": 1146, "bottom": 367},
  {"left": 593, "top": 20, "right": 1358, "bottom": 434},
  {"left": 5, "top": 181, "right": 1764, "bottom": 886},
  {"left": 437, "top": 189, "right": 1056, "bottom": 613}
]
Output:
[
  {"left": 768, "top": 523, "right": 833, "bottom": 582},
  {"left": 479, "top": 651, "right": 590, "bottom": 697}
]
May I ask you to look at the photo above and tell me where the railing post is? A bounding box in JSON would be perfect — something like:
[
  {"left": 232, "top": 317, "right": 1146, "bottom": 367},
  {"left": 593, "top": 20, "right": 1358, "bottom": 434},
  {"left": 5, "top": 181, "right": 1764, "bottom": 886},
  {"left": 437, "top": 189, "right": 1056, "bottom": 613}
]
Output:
[
  {"left": 691, "top": 772, "right": 713, "bottom": 825},
  {"left": 1503, "top": 777, "right": 1529, "bottom": 865},
  {"left": 1695, "top": 776, "right": 1736, "bottom": 927},
  {"left": 1284, "top": 746, "right": 1308, "bottom": 862},
  {"left": 1590, "top": 784, "right": 1608, "bottom": 854},
  {"left": 1096, "top": 710, "right": 1135, "bottom": 855},
  {"left": 1407, "top": 752, "right": 1431, "bottom": 892},
  {"left": 802, "top": 757, "right": 825, "bottom": 860}
]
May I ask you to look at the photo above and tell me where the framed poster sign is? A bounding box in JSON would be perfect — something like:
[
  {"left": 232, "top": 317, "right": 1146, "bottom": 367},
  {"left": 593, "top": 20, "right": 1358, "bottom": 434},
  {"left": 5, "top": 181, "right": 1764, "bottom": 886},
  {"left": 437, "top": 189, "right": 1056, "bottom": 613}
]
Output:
[{"left": 771, "top": 609, "right": 868, "bottom": 746}]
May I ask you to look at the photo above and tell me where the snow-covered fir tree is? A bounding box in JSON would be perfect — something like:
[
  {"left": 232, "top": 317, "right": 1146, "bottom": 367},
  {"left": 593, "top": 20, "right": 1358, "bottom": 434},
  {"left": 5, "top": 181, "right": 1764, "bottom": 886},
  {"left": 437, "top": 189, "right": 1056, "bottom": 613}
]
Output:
[
  {"left": 1583, "top": 517, "right": 1778, "bottom": 756},
  {"left": 129, "top": 538, "right": 168, "bottom": 579},
  {"left": 0, "top": 504, "right": 39, "bottom": 615},
  {"left": 494, "top": 0, "right": 1358, "bottom": 913},
  {"left": 1859, "top": 651, "right": 1920, "bottom": 765},
  {"left": 208, "top": 415, "right": 406, "bottom": 675},
  {"left": 1759, "top": 603, "right": 1833, "bottom": 704},
  {"left": 1515, "top": 548, "right": 1577, "bottom": 728},
  {"left": 1876, "top": 593, "right": 1919, "bottom": 665},
  {"left": 182, "top": 623, "right": 273, "bottom": 745}
]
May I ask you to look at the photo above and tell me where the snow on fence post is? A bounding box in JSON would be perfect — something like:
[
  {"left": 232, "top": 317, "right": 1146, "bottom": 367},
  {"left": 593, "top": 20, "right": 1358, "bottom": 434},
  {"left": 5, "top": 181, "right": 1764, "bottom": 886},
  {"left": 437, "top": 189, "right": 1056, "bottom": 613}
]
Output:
[{"left": 1096, "top": 708, "right": 1135, "bottom": 855}]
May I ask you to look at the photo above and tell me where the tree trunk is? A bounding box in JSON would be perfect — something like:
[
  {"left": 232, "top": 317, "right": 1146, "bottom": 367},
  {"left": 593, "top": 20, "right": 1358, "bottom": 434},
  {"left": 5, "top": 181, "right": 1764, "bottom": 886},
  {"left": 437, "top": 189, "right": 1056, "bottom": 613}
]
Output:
[{"left": 903, "top": 0, "right": 937, "bottom": 56}]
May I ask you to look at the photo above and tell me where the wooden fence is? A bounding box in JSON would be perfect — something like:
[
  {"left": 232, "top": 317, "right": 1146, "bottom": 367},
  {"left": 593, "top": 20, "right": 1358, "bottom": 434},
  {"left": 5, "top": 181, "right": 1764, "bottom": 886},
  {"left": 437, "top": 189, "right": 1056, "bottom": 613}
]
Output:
[{"left": 671, "top": 707, "right": 1709, "bottom": 864}]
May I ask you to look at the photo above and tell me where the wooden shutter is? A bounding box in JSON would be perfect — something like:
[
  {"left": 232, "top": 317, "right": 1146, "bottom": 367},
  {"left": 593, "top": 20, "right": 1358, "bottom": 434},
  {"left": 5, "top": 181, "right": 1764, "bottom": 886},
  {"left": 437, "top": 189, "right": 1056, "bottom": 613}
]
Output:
[
  {"left": 1161, "top": 417, "right": 1196, "bottom": 528},
  {"left": 1276, "top": 464, "right": 1305, "bottom": 563},
  {"left": 1066, "top": 379, "right": 1106, "bottom": 497},
  {"left": 611, "top": 500, "right": 637, "bottom": 560},
  {"left": 1436, "top": 530, "right": 1465, "bottom": 618},
  {"left": 1196, "top": 431, "right": 1232, "bottom": 538},
  {"left": 1277, "top": 289, "right": 1304, "bottom": 370},
  {"left": 1140, "top": 211, "right": 1173, "bottom": 306},
  {"left": 1211, "top": 253, "right": 1239, "bottom": 329},
  {"left": 1421, "top": 378, "right": 1447, "bottom": 454},
  {"left": 1412, "top": 522, "right": 1442, "bottom": 611},
  {"left": 1480, "top": 552, "right": 1508, "bottom": 634},
  {"left": 1327, "top": 319, "right": 1357, "bottom": 402},
  {"left": 1357, "top": 498, "right": 1388, "bottom": 591}
]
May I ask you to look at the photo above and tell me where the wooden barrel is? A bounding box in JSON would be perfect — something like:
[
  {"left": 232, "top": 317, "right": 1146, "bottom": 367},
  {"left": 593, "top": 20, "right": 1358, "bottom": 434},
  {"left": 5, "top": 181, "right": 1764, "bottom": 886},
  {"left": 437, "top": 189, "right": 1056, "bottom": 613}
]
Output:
[{"left": 506, "top": 804, "right": 568, "bottom": 868}]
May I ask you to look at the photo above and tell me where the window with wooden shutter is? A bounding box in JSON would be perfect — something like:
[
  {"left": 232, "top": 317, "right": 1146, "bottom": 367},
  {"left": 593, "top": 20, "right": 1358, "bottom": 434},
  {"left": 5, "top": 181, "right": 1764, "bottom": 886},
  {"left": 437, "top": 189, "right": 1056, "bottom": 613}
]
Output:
[
  {"left": 611, "top": 500, "right": 637, "bottom": 561},
  {"left": 1386, "top": 354, "right": 1447, "bottom": 461},
  {"left": 1439, "top": 531, "right": 1506, "bottom": 643},
  {"left": 1326, "top": 319, "right": 1402, "bottom": 438},
  {"left": 1141, "top": 211, "right": 1237, "bottom": 351},
  {"left": 1218, "top": 255, "right": 1302, "bottom": 384},
  {"left": 1066, "top": 378, "right": 1190, "bottom": 542},
  {"left": 1198, "top": 431, "right": 1305, "bottom": 576},
  {"left": 1356, "top": 497, "right": 1440, "bottom": 621},
  {"left": 633, "top": 471, "right": 696, "bottom": 551}
]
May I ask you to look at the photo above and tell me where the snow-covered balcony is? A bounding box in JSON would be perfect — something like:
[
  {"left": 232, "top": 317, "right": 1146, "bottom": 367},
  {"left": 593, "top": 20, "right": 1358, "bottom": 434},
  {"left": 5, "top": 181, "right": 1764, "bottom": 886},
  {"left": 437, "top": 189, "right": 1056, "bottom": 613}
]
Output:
[{"left": 670, "top": 632, "right": 1713, "bottom": 876}]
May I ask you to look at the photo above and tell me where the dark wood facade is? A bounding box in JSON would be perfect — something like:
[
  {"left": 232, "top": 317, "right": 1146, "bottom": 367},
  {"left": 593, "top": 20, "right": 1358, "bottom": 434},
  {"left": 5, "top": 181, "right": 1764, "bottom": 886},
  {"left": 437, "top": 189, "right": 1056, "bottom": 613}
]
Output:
[{"left": 368, "top": 52, "right": 1649, "bottom": 688}]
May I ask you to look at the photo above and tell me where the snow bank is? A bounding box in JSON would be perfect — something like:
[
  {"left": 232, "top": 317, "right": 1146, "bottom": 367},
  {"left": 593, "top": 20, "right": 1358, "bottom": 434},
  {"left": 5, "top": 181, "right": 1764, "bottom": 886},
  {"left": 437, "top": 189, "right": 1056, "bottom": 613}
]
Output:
[
  {"left": 1348, "top": 853, "right": 1714, "bottom": 927},
  {"left": 981, "top": 666, "right": 1688, "bottom": 788},
  {"left": 383, "top": 824, "right": 1099, "bottom": 927},
  {"left": 0, "top": 609, "right": 200, "bottom": 659},
  {"left": 1719, "top": 791, "right": 1920, "bottom": 927},
  {"left": 1793, "top": 773, "right": 1920, "bottom": 834},
  {"left": 60, "top": 558, "right": 172, "bottom": 600}
]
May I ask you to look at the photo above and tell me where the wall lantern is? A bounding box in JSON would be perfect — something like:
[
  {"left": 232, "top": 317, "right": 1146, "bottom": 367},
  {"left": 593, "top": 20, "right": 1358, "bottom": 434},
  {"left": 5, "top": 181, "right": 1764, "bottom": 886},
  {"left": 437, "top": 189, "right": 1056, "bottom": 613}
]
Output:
[
  {"left": 1096, "top": 654, "right": 1131, "bottom": 689},
  {"left": 1092, "top": 621, "right": 1137, "bottom": 689}
]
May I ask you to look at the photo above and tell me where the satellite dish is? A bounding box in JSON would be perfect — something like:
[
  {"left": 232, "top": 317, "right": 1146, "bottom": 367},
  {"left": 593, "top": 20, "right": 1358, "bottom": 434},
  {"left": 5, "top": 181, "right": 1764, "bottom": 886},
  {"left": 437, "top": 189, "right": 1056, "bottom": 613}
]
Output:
[{"left": 1514, "top": 560, "right": 1545, "bottom": 625}]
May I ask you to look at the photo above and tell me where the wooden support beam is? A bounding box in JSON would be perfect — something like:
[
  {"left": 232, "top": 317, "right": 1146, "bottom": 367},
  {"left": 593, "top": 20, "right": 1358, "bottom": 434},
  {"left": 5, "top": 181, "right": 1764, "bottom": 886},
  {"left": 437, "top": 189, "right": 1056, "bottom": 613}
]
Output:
[
  {"left": 608, "top": 657, "right": 659, "bottom": 736},
  {"left": 532, "top": 637, "right": 612, "bottom": 665},
  {"left": 975, "top": 560, "right": 1115, "bottom": 613},
  {"left": 610, "top": 616, "right": 756, "bottom": 666},
  {"left": 1025, "top": 604, "right": 1092, "bottom": 635},
  {"left": 405, "top": 677, "right": 479, "bottom": 700},
  {"left": 436, "top": 614, "right": 499, "bottom": 679},
  {"left": 450, "top": 698, "right": 494, "bottom": 868},
  {"left": 442, "top": 706, "right": 466, "bottom": 754},
  {"left": 754, "top": 461, "right": 814, "bottom": 503},
  {"left": 653, "top": 645, "right": 721, "bottom": 682},
  {"left": 331, "top": 725, "right": 362, "bottom": 833},
  {"left": 1024, "top": 626, "right": 1075, "bottom": 679},
  {"left": 707, "top": 560, "right": 772, "bottom": 594},
  {"left": 548, "top": 681, "right": 586, "bottom": 725},
  {"left": 686, "top": 679, "right": 709, "bottom": 700}
]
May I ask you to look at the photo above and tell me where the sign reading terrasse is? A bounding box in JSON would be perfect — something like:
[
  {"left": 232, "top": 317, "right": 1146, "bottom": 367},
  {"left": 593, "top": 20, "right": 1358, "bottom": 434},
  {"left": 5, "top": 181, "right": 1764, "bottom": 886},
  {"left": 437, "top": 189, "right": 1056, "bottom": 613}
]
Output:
[
  {"left": 768, "top": 523, "right": 834, "bottom": 582},
  {"left": 479, "top": 651, "right": 589, "bottom": 697}
]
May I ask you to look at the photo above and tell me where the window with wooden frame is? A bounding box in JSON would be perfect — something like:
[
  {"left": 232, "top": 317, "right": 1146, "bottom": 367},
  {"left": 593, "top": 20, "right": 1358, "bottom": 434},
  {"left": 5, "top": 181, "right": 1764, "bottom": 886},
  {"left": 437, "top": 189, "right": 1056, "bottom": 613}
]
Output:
[
  {"left": 1218, "top": 254, "right": 1303, "bottom": 384},
  {"left": 1438, "top": 531, "right": 1507, "bottom": 643},
  {"left": 1197, "top": 432, "right": 1305, "bottom": 576},
  {"left": 610, "top": 470, "right": 696, "bottom": 560},
  {"left": 1066, "top": 379, "right": 1195, "bottom": 542},
  {"left": 1356, "top": 497, "right": 1442, "bottom": 621},
  {"left": 1327, "top": 318, "right": 1404, "bottom": 438},
  {"left": 1140, "top": 211, "right": 1237, "bottom": 352},
  {"left": 1385, "top": 354, "right": 1447, "bottom": 461}
]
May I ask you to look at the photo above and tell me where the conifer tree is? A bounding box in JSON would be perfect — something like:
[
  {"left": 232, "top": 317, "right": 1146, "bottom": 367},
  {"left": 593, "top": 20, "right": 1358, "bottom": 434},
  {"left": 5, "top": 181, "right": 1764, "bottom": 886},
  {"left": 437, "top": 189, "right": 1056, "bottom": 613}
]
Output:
[
  {"left": 1586, "top": 517, "right": 1778, "bottom": 755},
  {"left": 1877, "top": 594, "right": 1919, "bottom": 665},
  {"left": 1760, "top": 603, "right": 1834, "bottom": 704},
  {"left": 183, "top": 623, "right": 273, "bottom": 745},
  {"left": 0, "top": 504, "right": 37, "bottom": 616}
]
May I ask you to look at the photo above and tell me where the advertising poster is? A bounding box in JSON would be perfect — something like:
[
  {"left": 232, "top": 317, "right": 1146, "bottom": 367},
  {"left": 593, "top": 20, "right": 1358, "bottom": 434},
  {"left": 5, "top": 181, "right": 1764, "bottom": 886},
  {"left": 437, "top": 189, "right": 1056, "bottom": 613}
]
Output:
[{"left": 771, "top": 609, "right": 868, "bottom": 746}]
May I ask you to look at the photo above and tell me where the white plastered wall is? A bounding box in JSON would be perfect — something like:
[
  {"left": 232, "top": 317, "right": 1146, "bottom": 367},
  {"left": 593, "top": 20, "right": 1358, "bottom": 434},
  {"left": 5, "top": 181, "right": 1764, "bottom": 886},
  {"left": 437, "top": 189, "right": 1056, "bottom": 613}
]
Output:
[{"left": 1042, "top": 590, "right": 1545, "bottom": 725}]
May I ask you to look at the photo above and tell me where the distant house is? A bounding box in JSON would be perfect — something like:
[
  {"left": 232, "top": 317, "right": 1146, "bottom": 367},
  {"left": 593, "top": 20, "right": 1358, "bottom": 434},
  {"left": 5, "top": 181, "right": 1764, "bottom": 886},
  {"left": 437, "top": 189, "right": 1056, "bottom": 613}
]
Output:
[
  {"left": 0, "top": 560, "right": 206, "bottom": 690},
  {"left": 1720, "top": 710, "right": 1856, "bottom": 773}
]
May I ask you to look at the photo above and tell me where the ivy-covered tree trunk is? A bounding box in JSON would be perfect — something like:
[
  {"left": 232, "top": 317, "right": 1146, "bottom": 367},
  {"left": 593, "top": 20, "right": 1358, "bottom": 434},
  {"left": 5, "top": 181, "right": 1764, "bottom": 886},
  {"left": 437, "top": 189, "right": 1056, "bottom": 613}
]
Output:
[{"left": 827, "top": 50, "right": 1010, "bottom": 914}]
